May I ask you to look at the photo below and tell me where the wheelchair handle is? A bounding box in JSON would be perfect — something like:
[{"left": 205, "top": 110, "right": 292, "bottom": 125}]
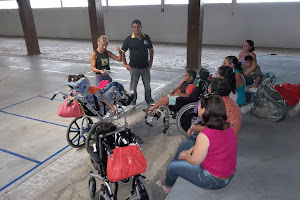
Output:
[
  {"left": 50, "top": 93, "right": 57, "bottom": 101},
  {"left": 67, "top": 97, "right": 75, "bottom": 107}
]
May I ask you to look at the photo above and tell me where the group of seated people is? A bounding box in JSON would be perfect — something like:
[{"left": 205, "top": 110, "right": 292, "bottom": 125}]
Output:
[{"left": 156, "top": 40, "right": 261, "bottom": 194}]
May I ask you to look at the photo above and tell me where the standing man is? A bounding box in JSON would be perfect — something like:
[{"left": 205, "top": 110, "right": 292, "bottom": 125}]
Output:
[{"left": 121, "top": 20, "right": 154, "bottom": 106}]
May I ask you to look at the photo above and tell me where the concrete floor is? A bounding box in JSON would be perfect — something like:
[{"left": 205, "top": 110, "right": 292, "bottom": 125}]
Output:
[{"left": 0, "top": 37, "right": 299, "bottom": 200}]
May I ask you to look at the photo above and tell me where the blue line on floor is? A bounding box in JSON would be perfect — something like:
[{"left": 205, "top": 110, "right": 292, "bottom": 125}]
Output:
[
  {"left": 38, "top": 95, "right": 65, "bottom": 102},
  {"left": 0, "top": 85, "right": 65, "bottom": 111},
  {"left": 0, "top": 144, "right": 70, "bottom": 192},
  {"left": 0, "top": 111, "right": 68, "bottom": 128},
  {"left": 0, "top": 148, "right": 41, "bottom": 164}
]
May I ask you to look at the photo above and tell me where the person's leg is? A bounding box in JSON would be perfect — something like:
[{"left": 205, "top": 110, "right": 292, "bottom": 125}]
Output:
[
  {"left": 108, "top": 82, "right": 124, "bottom": 96},
  {"left": 147, "top": 95, "right": 169, "bottom": 111},
  {"left": 95, "top": 74, "right": 101, "bottom": 86},
  {"left": 130, "top": 68, "right": 141, "bottom": 105},
  {"left": 165, "top": 161, "right": 232, "bottom": 189},
  {"left": 172, "top": 140, "right": 195, "bottom": 161},
  {"left": 140, "top": 67, "right": 154, "bottom": 104}
]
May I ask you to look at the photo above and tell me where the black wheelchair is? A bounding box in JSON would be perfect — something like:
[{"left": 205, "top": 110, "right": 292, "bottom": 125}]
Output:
[
  {"left": 146, "top": 68, "right": 210, "bottom": 135},
  {"left": 85, "top": 122, "right": 153, "bottom": 200}
]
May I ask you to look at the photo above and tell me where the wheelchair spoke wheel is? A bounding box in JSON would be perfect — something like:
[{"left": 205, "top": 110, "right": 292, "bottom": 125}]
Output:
[
  {"left": 176, "top": 103, "right": 197, "bottom": 136},
  {"left": 66, "top": 116, "right": 93, "bottom": 148},
  {"left": 134, "top": 176, "right": 153, "bottom": 200}
]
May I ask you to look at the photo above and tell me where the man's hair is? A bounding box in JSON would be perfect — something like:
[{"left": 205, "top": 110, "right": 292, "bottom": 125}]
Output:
[
  {"left": 244, "top": 55, "right": 253, "bottom": 62},
  {"left": 187, "top": 69, "right": 196, "bottom": 80},
  {"left": 132, "top": 20, "right": 142, "bottom": 26},
  {"left": 200, "top": 94, "right": 229, "bottom": 130}
]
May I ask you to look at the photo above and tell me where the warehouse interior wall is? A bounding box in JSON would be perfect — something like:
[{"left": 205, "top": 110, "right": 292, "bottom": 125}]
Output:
[{"left": 0, "top": 3, "right": 299, "bottom": 48}]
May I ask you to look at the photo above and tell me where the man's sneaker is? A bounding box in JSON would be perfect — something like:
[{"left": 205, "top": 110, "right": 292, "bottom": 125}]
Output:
[
  {"left": 125, "top": 91, "right": 135, "bottom": 105},
  {"left": 156, "top": 180, "right": 171, "bottom": 194}
]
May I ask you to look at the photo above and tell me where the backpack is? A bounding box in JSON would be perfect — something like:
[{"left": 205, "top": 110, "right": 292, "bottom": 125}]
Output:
[{"left": 250, "top": 77, "right": 286, "bottom": 122}]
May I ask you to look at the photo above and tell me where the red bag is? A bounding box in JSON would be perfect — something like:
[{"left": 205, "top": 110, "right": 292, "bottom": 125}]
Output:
[
  {"left": 107, "top": 145, "right": 147, "bottom": 182},
  {"left": 57, "top": 99, "right": 84, "bottom": 118},
  {"left": 274, "top": 84, "right": 300, "bottom": 106}
]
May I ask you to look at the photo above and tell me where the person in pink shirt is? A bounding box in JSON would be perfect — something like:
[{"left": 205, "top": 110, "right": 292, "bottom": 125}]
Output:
[{"left": 157, "top": 95, "right": 237, "bottom": 193}]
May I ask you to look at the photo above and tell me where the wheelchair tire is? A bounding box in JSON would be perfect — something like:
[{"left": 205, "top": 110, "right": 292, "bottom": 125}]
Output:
[
  {"left": 176, "top": 103, "right": 197, "bottom": 136},
  {"left": 89, "top": 177, "right": 96, "bottom": 199},
  {"left": 134, "top": 176, "right": 154, "bottom": 200},
  {"left": 66, "top": 116, "right": 93, "bottom": 148}
]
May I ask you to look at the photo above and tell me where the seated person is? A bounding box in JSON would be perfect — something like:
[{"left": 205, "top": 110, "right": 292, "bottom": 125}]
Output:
[
  {"left": 187, "top": 77, "right": 241, "bottom": 144},
  {"left": 243, "top": 55, "right": 262, "bottom": 88},
  {"left": 216, "top": 65, "right": 246, "bottom": 106},
  {"left": 67, "top": 74, "right": 134, "bottom": 115},
  {"left": 145, "top": 70, "right": 196, "bottom": 115},
  {"left": 157, "top": 95, "right": 237, "bottom": 193}
]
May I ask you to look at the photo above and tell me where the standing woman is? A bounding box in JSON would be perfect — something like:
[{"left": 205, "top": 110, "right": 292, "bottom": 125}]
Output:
[
  {"left": 223, "top": 56, "right": 246, "bottom": 106},
  {"left": 90, "top": 35, "right": 122, "bottom": 86},
  {"left": 238, "top": 40, "right": 257, "bottom": 75}
]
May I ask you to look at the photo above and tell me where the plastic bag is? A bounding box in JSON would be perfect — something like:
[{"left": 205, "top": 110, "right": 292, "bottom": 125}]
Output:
[
  {"left": 250, "top": 77, "right": 286, "bottom": 122},
  {"left": 107, "top": 145, "right": 147, "bottom": 182},
  {"left": 58, "top": 99, "right": 84, "bottom": 118}
]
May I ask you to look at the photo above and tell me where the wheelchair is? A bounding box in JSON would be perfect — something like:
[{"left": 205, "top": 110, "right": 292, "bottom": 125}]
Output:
[
  {"left": 85, "top": 122, "right": 153, "bottom": 200},
  {"left": 145, "top": 68, "right": 210, "bottom": 135},
  {"left": 51, "top": 75, "right": 131, "bottom": 148}
]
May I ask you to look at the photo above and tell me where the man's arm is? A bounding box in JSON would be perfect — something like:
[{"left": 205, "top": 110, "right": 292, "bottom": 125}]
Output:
[
  {"left": 121, "top": 52, "right": 131, "bottom": 71},
  {"left": 149, "top": 48, "right": 154, "bottom": 68}
]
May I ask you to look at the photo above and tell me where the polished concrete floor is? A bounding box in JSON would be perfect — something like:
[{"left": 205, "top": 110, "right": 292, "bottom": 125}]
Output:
[{"left": 0, "top": 37, "right": 299, "bottom": 200}]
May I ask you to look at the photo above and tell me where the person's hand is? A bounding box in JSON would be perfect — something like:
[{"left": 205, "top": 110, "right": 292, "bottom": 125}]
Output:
[
  {"left": 124, "top": 64, "right": 131, "bottom": 71},
  {"left": 111, "top": 108, "right": 117, "bottom": 116},
  {"left": 114, "top": 46, "right": 121, "bottom": 52},
  {"left": 179, "top": 151, "right": 189, "bottom": 160},
  {"left": 100, "top": 69, "right": 106, "bottom": 74},
  {"left": 149, "top": 62, "right": 152, "bottom": 68}
]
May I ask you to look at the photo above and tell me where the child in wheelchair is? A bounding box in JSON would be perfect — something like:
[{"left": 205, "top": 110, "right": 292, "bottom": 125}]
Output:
[
  {"left": 143, "top": 70, "right": 197, "bottom": 126},
  {"left": 67, "top": 74, "right": 134, "bottom": 116}
]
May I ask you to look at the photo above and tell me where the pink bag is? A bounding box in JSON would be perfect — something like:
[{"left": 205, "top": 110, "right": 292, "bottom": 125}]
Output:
[
  {"left": 58, "top": 99, "right": 84, "bottom": 118},
  {"left": 98, "top": 80, "right": 109, "bottom": 89}
]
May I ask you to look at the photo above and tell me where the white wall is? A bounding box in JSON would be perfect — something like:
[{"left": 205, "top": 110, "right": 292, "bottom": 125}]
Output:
[{"left": 0, "top": 3, "right": 299, "bottom": 48}]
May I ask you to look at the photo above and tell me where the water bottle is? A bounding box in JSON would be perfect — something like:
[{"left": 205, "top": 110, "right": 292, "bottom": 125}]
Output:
[{"left": 288, "top": 100, "right": 300, "bottom": 116}]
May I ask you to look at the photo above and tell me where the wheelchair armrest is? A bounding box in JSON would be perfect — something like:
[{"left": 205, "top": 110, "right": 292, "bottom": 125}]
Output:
[
  {"left": 174, "top": 97, "right": 198, "bottom": 111},
  {"left": 87, "top": 146, "right": 102, "bottom": 163}
]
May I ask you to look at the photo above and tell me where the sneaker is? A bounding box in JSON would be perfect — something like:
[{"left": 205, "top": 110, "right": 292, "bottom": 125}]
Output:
[
  {"left": 145, "top": 115, "right": 154, "bottom": 126},
  {"left": 125, "top": 91, "right": 135, "bottom": 106},
  {"left": 156, "top": 180, "right": 171, "bottom": 194},
  {"left": 147, "top": 101, "right": 155, "bottom": 106}
]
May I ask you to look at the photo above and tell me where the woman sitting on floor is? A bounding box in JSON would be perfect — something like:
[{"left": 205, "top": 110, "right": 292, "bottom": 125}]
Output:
[
  {"left": 223, "top": 56, "right": 246, "bottom": 105},
  {"left": 157, "top": 94, "right": 237, "bottom": 193},
  {"left": 238, "top": 39, "right": 257, "bottom": 75}
]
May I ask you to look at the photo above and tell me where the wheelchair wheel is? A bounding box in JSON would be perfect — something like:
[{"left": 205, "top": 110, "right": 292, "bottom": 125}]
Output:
[
  {"left": 134, "top": 176, "right": 154, "bottom": 200},
  {"left": 176, "top": 103, "right": 197, "bottom": 136},
  {"left": 99, "top": 184, "right": 112, "bottom": 200},
  {"left": 66, "top": 116, "right": 93, "bottom": 148},
  {"left": 89, "top": 177, "right": 96, "bottom": 199}
]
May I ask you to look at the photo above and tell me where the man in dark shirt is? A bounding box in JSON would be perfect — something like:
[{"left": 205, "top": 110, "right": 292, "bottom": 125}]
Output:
[{"left": 121, "top": 20, "right": 154, "bottom": 106}]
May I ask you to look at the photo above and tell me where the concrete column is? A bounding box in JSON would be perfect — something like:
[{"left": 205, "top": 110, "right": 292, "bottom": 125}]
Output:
[
  {"left": 16, "top": 0, "right": 40, "bottom": 55},
  {"left": 88, "top": 0, "right": 105, "bottom": 50},
  {"left": 187, "top": 0, "right": 204, "bottom": 69}
]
